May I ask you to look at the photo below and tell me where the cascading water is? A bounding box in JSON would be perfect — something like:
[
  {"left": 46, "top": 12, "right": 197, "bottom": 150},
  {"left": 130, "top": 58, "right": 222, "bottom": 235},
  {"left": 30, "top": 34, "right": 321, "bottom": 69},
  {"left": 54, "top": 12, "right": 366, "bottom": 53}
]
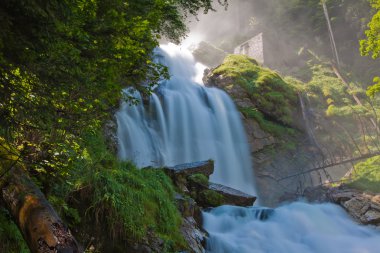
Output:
[
  {"left": 117, "top": 44, "right": 380, "bottom": 253},
  {"left": 204, "top": 203, "right": 380, "bottom": 253},
  {"left": 116, "top": 43, "right": 256, "bottom": 195}
]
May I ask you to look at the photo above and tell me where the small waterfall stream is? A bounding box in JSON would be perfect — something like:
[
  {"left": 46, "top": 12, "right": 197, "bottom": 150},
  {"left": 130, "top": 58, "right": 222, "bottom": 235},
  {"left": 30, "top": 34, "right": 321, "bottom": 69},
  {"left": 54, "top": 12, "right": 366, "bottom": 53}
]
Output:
[{"left": 117, "top": 44, "right": 380, "bottom": 253}]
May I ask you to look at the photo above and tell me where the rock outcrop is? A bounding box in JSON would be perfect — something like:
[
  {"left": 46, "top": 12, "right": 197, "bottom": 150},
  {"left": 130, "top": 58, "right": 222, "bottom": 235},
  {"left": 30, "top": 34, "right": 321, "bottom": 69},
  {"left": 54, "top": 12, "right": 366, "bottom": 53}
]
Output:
[
  {"left": 290, "top": 185, "right": 380, "bottom": 227},
  {"left": 163, "top": 160, "right": 257, "bottom": 253},
  {"left": 203, "top": 56, "right": 353, "bottom": 207},
  {"left": 328, "top": 187, "right": 380, "bottom": 225},
  {"left": 208, "top": 183, "right": 256, "bottom": 207}
]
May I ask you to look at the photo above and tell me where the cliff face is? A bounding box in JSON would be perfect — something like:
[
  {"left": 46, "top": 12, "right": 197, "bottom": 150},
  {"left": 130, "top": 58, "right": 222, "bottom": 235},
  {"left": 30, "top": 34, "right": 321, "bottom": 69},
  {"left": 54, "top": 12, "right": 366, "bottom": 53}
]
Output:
[{"left": 203, "top": 55, "right": 351, "bottom": 207}]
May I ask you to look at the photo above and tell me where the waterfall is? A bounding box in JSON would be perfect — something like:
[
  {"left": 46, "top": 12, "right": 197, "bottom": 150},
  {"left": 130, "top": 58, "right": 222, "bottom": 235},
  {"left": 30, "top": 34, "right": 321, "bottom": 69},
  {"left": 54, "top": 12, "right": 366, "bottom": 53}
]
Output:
[
  {"left": 117, "top": 44, "right": 380, "bottom": 253},
  {"left": 116, "top": 43, "right": 256, "bottom": 195}
]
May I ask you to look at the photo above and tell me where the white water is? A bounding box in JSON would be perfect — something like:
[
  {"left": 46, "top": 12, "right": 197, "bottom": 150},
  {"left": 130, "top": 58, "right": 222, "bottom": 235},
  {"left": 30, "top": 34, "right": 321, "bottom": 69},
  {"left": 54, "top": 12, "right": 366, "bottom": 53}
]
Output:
[
  {"left": 204, "top": 202, "right": 380, "bottom": 253},
  {"left": 116, "top": 43, "right": 256, "bottom": 195},
  {"left": 117, "top": 44, "right": 380, "bottom": 253}
]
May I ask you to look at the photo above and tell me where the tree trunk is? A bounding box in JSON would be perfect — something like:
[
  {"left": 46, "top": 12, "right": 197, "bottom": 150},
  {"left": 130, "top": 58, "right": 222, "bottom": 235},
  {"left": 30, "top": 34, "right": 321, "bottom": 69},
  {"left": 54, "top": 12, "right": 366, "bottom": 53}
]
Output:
[{"left": 0, "top": 166, "right": 81, "bottom": 253}]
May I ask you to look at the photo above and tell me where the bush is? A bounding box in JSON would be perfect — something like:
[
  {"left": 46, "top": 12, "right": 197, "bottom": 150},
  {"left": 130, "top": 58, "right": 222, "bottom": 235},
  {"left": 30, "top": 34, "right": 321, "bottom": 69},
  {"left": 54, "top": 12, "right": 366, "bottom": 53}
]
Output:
[{"left": 347, "top": 155, "right": 380, "bottom": 193}]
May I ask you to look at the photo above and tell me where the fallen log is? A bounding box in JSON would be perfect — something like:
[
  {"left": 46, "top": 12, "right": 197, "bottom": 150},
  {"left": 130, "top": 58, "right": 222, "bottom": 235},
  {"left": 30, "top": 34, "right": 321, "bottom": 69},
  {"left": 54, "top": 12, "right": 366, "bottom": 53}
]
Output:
[{"left": 0, "top": 139, "right": 81, "bottom": 253}]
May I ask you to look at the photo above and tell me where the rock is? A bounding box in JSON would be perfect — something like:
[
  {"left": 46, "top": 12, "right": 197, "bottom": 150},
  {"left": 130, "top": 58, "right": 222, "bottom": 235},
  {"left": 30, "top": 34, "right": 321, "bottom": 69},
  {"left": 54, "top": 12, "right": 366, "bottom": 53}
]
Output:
[
  {"left": 192, "top": 41, "right": 227, "bottom": 68},
  {"left": 103, "top": 118, "right": 118, "bottom": 154},
  {"left": 175, "top": 193, "right": 197, "bottom": 218},
  {"left": 180, "top": 217, "right": 207, "bottom": 253},
  {"left": 329, "top": 189, "right": 358, "bottom": 203},
  {"left": 164, "top": 161, "right": 214, "bottom": 192},
  {"left": 343, "top": 197, "right": 369, "bottom": 220},
  {"left": 361, "top": 210, "right": 380, "bottom": 225},
  {"left": 164, "top": 160, "right": 214, "bottom": 179},
  {"left": 244, "top": 118, "right": 276, "bottom": 153},
  {"left": 208, "top": 183, "right": 256, "bottom": 207},
  {"left": 326, "top": 186, "right": 380, "bottom": 226}
]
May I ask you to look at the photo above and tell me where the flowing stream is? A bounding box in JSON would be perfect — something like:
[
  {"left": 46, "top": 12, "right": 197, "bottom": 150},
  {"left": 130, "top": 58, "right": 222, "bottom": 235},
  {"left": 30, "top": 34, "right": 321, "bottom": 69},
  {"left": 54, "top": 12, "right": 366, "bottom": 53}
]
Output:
[{"left": 117, "top": 44, "right": 380, "bottom": 253}]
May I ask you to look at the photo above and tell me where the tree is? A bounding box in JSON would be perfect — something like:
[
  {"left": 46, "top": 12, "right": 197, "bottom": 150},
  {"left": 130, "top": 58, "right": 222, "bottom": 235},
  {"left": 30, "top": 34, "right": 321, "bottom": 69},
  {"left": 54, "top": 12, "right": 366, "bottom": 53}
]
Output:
[
  {"left": 360, "top": 0, "right": 380, "bottom": 97},
  {"left": 0, "top": 0, "right": 227, "bottom": 252}
]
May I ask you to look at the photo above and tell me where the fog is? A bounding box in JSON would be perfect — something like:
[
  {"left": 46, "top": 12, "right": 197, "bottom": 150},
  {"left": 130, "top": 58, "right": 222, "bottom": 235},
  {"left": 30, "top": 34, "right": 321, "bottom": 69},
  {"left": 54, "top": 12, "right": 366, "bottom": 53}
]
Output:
[{"left": 184, "top": 0, "right": 378, "bottom": 83}]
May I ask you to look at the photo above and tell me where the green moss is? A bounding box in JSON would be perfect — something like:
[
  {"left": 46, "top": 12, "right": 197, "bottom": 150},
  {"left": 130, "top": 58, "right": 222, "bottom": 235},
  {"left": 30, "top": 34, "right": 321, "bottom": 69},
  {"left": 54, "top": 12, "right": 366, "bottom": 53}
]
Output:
[
  {"left": 199, "top": 190, "right": 224, "bottom": 207},
  {"left": 188, "top": 173, "right": 209, "bottom": 187},
  {"left": 213, "top": 54, "right": 298, "bottom": 125},
  {"left": 240, "top": 107, "right": 295, "bottom": 137},
  {"left": 0, "top": 208, "right": 29, "bottom": 253},
  {"left": 346, "top": 155, "right": 380, "bottom": 193}
]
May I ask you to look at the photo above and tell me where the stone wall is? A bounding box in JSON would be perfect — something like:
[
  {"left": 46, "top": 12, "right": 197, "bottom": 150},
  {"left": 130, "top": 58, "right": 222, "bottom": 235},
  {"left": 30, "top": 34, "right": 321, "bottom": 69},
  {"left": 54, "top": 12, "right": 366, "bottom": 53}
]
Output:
[{"left": 234, "top": 33, "right": 264, "bottom": 64}]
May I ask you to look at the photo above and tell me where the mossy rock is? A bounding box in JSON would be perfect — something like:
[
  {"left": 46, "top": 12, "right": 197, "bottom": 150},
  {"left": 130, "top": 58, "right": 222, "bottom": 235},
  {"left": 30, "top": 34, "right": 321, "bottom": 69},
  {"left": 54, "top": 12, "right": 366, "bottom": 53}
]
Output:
[
  {"left": 212, "top": 54, "right": 298, "bottom": 126},
  {"left": 198, "top": 190, "right": 225, "bottom": 207},
  {"left": 188, "top": 173, "right": 209, "bottom": 187}
]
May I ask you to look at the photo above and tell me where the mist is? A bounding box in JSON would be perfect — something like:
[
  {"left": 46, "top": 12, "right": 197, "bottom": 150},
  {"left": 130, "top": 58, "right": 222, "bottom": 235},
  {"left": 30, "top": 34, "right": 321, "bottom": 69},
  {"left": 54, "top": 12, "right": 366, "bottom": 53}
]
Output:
[{"left": 185, "top": 0, "right": 378, "bottom": 83}]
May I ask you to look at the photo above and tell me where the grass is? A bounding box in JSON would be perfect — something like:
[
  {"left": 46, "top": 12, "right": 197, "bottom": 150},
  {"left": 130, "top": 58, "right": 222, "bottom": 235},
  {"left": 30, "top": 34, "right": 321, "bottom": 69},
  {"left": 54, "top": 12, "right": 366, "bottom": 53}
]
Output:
[
  {"left": 346, "top": 155, "right": 380, "bottom": 193},
  {"left": 50, "top": 132, "right": 186, "bottom": 252}
]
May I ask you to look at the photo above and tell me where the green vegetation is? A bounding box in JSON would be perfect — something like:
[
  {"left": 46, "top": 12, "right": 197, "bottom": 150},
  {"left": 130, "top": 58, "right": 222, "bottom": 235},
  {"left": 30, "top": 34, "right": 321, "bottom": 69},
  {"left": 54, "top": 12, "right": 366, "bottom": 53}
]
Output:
[
  {"left": 0, "top": 0, "right": 228, "bottom": 251},
  {"left": 214, "top": 54, "right": 298, "bottom": 125},
  {"left": 188, "top": 173, "right": 209, "bottom": 187},
  {"left": 361, "top": 0, "right": 380, "bottom": 97},
  {"left": 347, "top": 156, "right": 380, "bottom": 193},
  {"left": 50, "top": 132, "right": 186, "bottom": 251},
  {"left": 240, "top": 107, "right": 295, "bottom": 137},
  {"left": 0, "top": 208, "right": 29, "bottom": 253},
  {"left": 199, "top": 190, "right": 225, "bottom": 207}
]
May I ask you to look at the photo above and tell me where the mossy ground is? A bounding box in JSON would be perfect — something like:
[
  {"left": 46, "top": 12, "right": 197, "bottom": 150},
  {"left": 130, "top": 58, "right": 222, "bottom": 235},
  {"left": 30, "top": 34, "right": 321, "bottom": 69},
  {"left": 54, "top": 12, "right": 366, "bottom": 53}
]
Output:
[{"left": 346, "top": 155, "right": 380, "bottom": 193}]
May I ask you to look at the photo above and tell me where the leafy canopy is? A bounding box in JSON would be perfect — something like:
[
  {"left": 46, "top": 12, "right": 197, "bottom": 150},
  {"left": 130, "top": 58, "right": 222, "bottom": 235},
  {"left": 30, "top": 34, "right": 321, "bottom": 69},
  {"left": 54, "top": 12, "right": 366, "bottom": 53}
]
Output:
[
  {"left": 0, "top": 0, "right": 226, "bottom": 184},
  {"left": 360, "top": 0, "right": 380, "bottom": 97}
]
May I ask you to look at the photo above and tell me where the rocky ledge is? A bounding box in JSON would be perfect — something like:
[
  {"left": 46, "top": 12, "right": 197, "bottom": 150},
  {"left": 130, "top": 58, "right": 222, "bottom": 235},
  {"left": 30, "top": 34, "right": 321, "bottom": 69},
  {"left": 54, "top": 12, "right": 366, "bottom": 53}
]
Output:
[
  {"left": 328, "top": 187, "right": 380, "bottom": 225},
  {"left": 162, "top": 160, "right": 257, "bottom": 253},
  {"left": 294, "top": 186, "right": 380, "bottom": 226}
]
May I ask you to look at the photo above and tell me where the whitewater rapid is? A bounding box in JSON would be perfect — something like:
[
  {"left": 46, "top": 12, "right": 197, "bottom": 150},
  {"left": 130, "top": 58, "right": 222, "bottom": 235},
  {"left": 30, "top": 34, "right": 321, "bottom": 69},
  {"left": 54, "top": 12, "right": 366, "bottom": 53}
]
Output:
[
  {"left": 117, "top": 44, "right": 380, "bottom": 253},
  {"left": 204, "top": 202, "right": 380, "bottom": 253}
]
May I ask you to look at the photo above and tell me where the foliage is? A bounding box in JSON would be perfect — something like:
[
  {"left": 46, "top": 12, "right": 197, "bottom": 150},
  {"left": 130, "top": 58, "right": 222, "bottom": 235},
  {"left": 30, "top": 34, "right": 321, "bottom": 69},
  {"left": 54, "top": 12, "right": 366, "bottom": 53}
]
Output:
[
  {"left": 360, "top": 0, "right": 380, "bottom": 59},
  {"left": 366, "top": 76, "right": 380, "bottom": 98},
  {"left": 50, "top": 132, "right": 186, "bottom": 251},
  {"left": 347, "top": 155, "right": 380, "bottom": 193},
  {"left": 360, "top": 0, "right": 380, "bottom": 97},
  {"left": 0, "top": 0, "right": 228, "bottom": 186},
  {"left": 213, "top": 54, "right": 298, "bottom": 125},
  {"left": 0, "top": 0, "right": 228, "bottom": 250},
  {"left": 240, "top": 107, "right": 295, "bottom": 137},
  {"left": 0, "top": 208, "right": 29, "bottom": 253}
]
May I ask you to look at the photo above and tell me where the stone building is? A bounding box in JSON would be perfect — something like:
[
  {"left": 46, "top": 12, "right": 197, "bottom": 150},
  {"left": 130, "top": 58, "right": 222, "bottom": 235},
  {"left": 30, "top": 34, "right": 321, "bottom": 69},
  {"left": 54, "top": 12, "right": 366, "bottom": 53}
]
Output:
[{"left": 234, "top": 33, "right": 264, "bottom": 64}]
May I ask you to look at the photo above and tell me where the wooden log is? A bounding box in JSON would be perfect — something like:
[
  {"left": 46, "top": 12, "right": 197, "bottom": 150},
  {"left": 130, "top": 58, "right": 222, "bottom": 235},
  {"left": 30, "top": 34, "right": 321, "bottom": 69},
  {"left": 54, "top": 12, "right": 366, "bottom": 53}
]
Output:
[{"left": 0, "top": 139, "right": 81, "bottom": 253}]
